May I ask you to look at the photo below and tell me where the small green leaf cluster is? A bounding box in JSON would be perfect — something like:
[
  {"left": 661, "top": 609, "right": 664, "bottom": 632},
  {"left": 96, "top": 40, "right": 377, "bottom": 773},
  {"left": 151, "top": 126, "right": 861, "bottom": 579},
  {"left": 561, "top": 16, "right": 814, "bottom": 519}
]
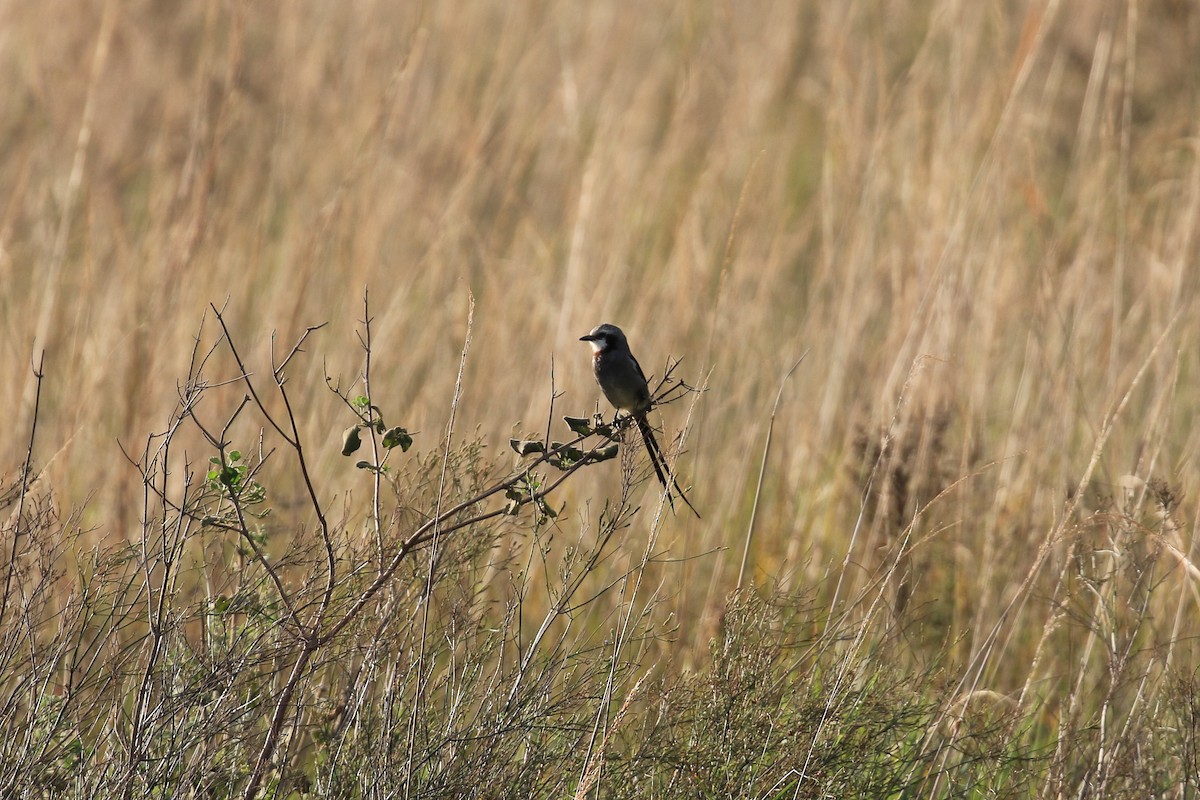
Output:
[
  {"left": 504, "top": 473, "right": 558, "bottom": 520},
  {"left": 508, "top": 415, "right": 620, "bottom": 472},
  {"left": 499, "top": 414, "right": 626, "bottom": 522},
  {"left": 340, "top": 395, "right": 413, "bottom": 473},
  {"left": 206, "top": 450, "right": 267, "bottom": 506},
  {"left": 562, "top": 414, "right": 619, "bottom": 441}
]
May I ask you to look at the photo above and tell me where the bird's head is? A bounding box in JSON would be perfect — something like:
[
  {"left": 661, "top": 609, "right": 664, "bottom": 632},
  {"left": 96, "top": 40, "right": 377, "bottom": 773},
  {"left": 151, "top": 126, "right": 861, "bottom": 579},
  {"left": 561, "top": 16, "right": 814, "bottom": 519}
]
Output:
[{"left": 579, "top": 323, "right": 628, "bottom": 354}]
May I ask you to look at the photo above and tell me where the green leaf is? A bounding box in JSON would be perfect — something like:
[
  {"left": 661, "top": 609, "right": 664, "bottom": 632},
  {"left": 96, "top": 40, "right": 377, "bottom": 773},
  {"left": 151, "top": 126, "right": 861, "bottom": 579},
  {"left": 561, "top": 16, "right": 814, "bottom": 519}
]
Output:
[
  {"left": 354, "top": 395, "right": 370, "bottom": 409},
  {"left": 355, "top": 460, "right": 374, "bottom": 470},
  {"left": 229, "top": 450, "right": 242, "bottom": 463},
  {"left": 382, "top": 426, "right": 413, "bottom": 451},
  {"left": 341, "top": 425, "right": 362, "bottom": 456},
  {"left": 547, "top": 443, "right": 585, "bottom": 469},
  {"left": 588, "top": 443, "right": 620, "bottom": 463},
  {"left": 564, "top": 416, "right": 593, "bottom": 436},
  {"left": 509, "top": 438, "right": 545, "bottom": 456}
]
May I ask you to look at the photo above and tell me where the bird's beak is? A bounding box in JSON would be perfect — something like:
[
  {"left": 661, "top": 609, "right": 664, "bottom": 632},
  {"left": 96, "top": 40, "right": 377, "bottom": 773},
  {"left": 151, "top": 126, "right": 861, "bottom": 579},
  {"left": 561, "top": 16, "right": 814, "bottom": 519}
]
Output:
[{"left": 579, "top": 333, "right": 596, "bottom": 342}]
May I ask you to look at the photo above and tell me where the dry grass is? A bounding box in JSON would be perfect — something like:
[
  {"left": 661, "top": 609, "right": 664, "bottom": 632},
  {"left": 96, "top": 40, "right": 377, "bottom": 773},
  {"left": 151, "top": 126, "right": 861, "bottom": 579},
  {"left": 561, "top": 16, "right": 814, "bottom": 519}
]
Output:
[{"left": 3, "top": 0, "right": 1200, "bottom": 796}]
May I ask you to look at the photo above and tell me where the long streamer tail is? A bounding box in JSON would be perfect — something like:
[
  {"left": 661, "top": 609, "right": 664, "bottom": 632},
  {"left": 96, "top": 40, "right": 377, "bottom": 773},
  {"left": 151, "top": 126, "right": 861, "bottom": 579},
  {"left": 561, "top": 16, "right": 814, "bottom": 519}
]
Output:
[{"left": 635, "top": 415, "right": 701, "bottom": 518}]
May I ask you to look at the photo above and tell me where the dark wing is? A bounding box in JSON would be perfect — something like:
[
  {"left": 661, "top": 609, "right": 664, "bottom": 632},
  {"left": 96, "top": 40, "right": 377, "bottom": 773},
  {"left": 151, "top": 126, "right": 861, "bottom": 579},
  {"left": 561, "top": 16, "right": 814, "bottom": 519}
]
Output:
[
  {"left": 629, "top": 352, "right": 654, "bottom": 409},
  {"left": 629, "top": 353, "right": 651, "bottom": 389}
]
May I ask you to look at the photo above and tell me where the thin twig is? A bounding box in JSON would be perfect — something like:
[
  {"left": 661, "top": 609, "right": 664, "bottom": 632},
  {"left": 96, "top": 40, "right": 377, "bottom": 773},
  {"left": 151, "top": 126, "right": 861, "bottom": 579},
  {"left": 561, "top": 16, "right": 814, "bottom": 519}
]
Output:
[
  {"left": 1, "top": 352, "right": 46, "bottom": 627},
  {"left": 738, "top": 351, "right": 808, "bottom": 591}
]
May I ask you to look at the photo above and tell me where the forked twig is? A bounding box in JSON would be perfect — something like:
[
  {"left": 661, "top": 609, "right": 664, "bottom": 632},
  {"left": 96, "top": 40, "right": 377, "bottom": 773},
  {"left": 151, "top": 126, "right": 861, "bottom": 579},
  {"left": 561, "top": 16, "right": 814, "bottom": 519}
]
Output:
[{"left": 1, "top": 352, "right": 46, "bottom": 627}]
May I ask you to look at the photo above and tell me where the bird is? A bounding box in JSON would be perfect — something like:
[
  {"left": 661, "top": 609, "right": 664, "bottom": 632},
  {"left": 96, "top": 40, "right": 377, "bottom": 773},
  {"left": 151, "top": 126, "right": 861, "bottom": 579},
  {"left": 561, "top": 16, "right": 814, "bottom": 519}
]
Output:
[{"left": 579, "top": 323, "right": 699, "bottom": 517}]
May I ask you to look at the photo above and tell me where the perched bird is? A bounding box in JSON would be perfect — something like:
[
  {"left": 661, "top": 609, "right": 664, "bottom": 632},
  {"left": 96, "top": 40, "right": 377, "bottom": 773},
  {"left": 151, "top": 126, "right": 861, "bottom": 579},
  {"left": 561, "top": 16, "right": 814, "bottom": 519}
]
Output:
[{"left": 580, "top": 323, "right": 699, "bottom": 517}]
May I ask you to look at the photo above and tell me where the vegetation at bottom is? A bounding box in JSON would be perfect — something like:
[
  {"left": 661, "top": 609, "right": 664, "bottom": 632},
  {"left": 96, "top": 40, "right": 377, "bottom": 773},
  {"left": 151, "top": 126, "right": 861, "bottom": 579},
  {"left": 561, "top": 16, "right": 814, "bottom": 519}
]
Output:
[
  {"left": 4, "top": 0, "right": 1200, "bottom": 797},
  {"left": 3, "top": 307, "right": 1200, "bottom": 798}
]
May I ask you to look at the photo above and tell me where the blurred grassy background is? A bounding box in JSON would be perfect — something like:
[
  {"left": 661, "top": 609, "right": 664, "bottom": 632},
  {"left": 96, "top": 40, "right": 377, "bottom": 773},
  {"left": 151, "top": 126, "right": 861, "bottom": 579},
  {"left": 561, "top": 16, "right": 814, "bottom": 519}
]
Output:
[{"left": 3, "top": 0, "right": 1199, "bottom": 699}]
